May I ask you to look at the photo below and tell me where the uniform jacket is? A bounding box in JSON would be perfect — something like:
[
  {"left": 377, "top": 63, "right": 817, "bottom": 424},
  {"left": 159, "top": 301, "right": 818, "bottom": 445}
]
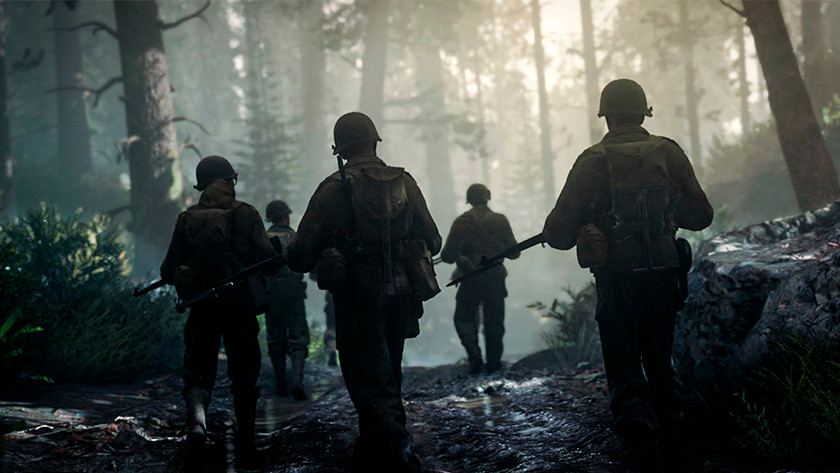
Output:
[
  {"left": 440, "top": 204, "right": 519, "bottom": 277},
  {"left": 160, "top": 180, "right": 276, "bottom": 285},
  {"left": 542, "top": 124, "right": 713, "bottom": 269},
  {"left": 287, "top": 155, "right": 442, "bottom": 276}
]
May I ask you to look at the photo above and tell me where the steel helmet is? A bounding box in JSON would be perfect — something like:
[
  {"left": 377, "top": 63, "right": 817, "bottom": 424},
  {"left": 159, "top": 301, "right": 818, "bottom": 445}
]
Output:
[
  {"left": 265, "top": 200, "right": 292, "bottom": 222},
  {"left": 597, "top": 79, "right": 653, "bottom": 118},
  {"left": 332, "top": 112, "right": 382, "bottom": 156},
  {"left": 466, "top": 183, "right": 491, "bottom": 205},
  {"left": 194, "top": 155, "right": 237, "bottom": 191}
]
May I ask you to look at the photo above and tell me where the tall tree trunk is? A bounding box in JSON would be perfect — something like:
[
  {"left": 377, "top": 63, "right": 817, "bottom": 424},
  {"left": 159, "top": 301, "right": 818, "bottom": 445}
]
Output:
[
  {"left": 473, "top": 58, "right": 489, "bottom": 185},
  {"left": 736, "top": 21, "right": 751, "bottom": 134},
  {"left": 579, "top": 0, "right": 601, "bottom": 143},
  {"left": 742, "top": 0, "right": 840, "bottom": 211},
  {"left": 358, "top": 0, "right": 389, "bottom": 127},
  {"left": 0, "top": 0, "right": 11, "bottom": 217},
  {"left": 531, "top": 0, "right": 554, "bottom": 208},
  {"left": 53, "top": 2, "right": 92, "bottom": 178},
  {"left": 299, "top": 0, "right": 327, "bottom": 178},
  {"left": 416, "top": 45, "right": 455, "bottom": 226},
  {"left": 679, "top": 1, "right": 701, "bottom": 168},
  {"left": 801, "top": 0, "right": 831, "bottom": 118},
  {"left": 113, "top": 0, "right": 183, "bottom": 273}
]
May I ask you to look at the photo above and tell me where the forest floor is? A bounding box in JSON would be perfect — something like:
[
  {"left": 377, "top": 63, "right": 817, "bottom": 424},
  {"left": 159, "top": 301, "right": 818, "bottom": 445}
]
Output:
[{"left": 0, "top": 353, "right": 835, "bottom": 473}]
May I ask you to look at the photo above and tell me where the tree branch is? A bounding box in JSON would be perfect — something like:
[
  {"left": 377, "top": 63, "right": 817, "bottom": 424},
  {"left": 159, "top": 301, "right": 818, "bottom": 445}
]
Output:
[
  {"left": 114, "top": 135, "right": 140, "bottom": 163},
  {"left": 50, "top": 20, "right": 118, "bottom": 39},
  {"left": 159, "top": 0, "right": 211, "bottom": 31},
  {"left": 171, "top": 116, "right": 211, "bottom": 135},
  {"left": 719, "top": 0, "right": 746, "bottom": 18},
  {"left": 45, "top": 76, "right": 123, "bottom": 108},
  {"left": 179, "top": 139, "right": 202, "bottom": 158}
]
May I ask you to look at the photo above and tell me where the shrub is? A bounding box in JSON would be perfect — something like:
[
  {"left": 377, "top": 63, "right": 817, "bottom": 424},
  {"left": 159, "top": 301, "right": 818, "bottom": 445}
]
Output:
[
  {"left": 732, "top": 333, "right": 840, "bottom": 466},
  {"left": 532, "top": 282, "right": 600, "bottom": 368},
  {"left": 0, "top": 205, "right": 182, "bottom": 382}
]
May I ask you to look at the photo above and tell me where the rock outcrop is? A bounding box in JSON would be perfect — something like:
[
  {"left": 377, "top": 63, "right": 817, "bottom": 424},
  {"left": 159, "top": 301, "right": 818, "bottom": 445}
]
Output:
[{"left": 674, "top": 200, "right": 840, "bottom": 411}]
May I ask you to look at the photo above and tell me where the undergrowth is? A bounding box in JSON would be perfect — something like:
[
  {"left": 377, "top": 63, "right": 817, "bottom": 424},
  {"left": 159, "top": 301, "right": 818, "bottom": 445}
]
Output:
[
  {"left": 732, "top": 333, "right": 840, "bottom": 466},
  {"left": 0, "top": 205, "right": 182, "bottom": 382},
  {"left": 531, "top": 282, "right": 600, "bottom": 368}
]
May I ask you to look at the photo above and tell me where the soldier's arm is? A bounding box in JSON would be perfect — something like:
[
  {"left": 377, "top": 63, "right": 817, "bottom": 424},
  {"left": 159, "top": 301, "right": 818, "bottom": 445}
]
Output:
[
  {"left": 406, "top": 174, "right": 443, "bottom": 256},
  {"left": 287, "top": 181, "right": 339, "bottom": 273},
  {"left": 498, "top": 215, "right": 520, "bottom": 259},
  {"left": 543, "top": 160, "right": 593, "bottom": 250},
  {"left": 671, "top": 145, "right": 714, "bottom": 231},
  {"left": 440, "top": 219, "right": 464, "bottom": 264},
  {"left": 160, "top": 214, "right": 187, "bottom": 284}
]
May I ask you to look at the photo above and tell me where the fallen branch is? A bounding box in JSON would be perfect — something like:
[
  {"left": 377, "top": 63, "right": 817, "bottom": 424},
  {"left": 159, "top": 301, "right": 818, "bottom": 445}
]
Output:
[
  {"left": 159, "top": 0, "right": 211, "bottom": 31},
  {"left": 171, "top": 116, "right": 211, "bottom": 135},
  {"left": 45, "top": 76, "right": 124, "bottom": 108},
  {"left": 114, "top": 135, "right": 140, "bottom": 163},
  {"left": 49, "top": 21, "right": 118, "bottom": 39}
]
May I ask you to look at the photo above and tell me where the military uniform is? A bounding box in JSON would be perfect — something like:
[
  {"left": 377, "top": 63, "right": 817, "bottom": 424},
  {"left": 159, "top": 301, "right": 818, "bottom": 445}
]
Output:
[
  {"left": 160, "top": 156, "right": 276, "bottom": 470},
  {"left": 543, "top": 80, "right": 713, "bottom": 468},
  {"left": 441, "top": 196, "right": 519, "bottom": 373},
  {"left": 265, "top": 222, "right": 309, "bottom": 399},
  {"left": 287, "top": 147, "right": 440, "bottom": 470}
]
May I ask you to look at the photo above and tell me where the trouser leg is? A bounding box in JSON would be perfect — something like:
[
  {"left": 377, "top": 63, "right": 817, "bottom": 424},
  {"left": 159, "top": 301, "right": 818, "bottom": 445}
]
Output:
[
  {"left": 265, "top": 302, "right": 288, "bottom": 395},
  {"left": 482, "top": 290, "right": 506, "bottom": 372},
  {"left": 222, "top": 314, "right": 261, "bottom": 455},
  {"left": 454, "top": 290, "right": 483, "bottom": 368},
  {"left": 182, "top": 309, "right": 222, "bottom": 397}
]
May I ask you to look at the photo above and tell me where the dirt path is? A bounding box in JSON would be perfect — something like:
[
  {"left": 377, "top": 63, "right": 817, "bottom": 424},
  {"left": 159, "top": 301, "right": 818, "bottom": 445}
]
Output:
[{"left": 1, "top": 357, "right": 835, "bottom": 473}]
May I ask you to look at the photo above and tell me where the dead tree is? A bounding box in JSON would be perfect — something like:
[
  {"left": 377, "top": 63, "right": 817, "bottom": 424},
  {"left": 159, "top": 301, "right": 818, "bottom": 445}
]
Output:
[
  {"left": 52, "top": 1, "right": 92, "bottom": 177},
  {"left": 732, "top": 0, "right": 840, "bottom": 210},
  {"left": 0, "top": 0, "right": 12, "bottom": 216},
  {"left": 579, "top": 0, "right": 601, "bottom": 143},
  {"left": 531, "top": 0, "right": 555, "bottom": 208},
  {"left": 358, "top": 0, "right": 389, "bottom": 126}
]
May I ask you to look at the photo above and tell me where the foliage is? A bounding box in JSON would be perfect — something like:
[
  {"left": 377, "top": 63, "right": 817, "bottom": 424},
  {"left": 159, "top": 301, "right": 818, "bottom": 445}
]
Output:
[
  {"left": 732, "top": 333, "right": 840, "bottom": 466},
  {"left": 676, "top": 204, "right": 732, "bottom": 251},
  {"left": 531, "top": 282, "right": 600, "bottom": 368},
  {"left": 0, "top": 206, "right": 182, "bottom": 382}
]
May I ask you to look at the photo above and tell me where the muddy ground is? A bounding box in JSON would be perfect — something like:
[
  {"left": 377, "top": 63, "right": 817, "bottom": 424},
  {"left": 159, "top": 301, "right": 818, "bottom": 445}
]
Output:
[{"left": 0, "top": 355, "right": 835, "bottom": 473}]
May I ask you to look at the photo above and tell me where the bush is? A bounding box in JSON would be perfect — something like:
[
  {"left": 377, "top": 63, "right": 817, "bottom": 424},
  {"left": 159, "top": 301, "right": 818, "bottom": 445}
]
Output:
[
  {"left": 532, "top": 283, "right": 600, "bottom": 368},
  {"left": 732, "top": 333, "right": 840, "bottom": 466},
  {"left": 0, "top": 205, "right": 182, "bottom": 382}
]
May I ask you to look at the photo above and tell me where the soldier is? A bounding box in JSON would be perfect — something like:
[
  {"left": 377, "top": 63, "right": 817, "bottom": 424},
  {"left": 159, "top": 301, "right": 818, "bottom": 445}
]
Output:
[
  {"left": 160, "top": 156, "right": 278, "bottom": 471},
  {"left": 264, "top": 200, "right": 310, "bottom": 400},
  {"left": 440, "top": 184, "right": 519, "bottom": 374},
  {"left": 542, "top": 79, "right": 713, "bottom": 473},
  {"left": 287, "top": 112, "right": 441, "bottom": 473}
]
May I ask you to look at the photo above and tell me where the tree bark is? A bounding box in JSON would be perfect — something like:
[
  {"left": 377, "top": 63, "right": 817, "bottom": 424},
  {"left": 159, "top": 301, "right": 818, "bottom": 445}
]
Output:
[
  {"left": 0, "top": 0, "right": 12, "bottom": 216},
  {"left": 358, "top": 0, "right": 389, "bottom": 127},
  {"left": 473, "top": 58, "right": 489, "bottom": 185},
  {"left": 113, "top": 0, "right": 183, "bottom": 272},
  {"left": 299, "top": 0, "right": 327, "bottom": 178},
  {"left": 742, "top": 0, "right": 840, "bottom": 211},
  {"left": 531, "top": 0, "right": 554, "bottom": 208},
  {"left": 736, "top": 21, "right": 751, "bottom": 134},
  {"left": 579, "top": 0, "right": 601, "bottom": 143},
  {"left": 679, "top": 0, "right": 701, "bottom": 168},
  {"left": 801, "top": 0, "right": 831, "bottom": 118},
  {"left": 416, "top": 45, "right": 455, "bottom": 226},
  {"left": 53, "top": 2, "right": 93, "bottom": 178}
]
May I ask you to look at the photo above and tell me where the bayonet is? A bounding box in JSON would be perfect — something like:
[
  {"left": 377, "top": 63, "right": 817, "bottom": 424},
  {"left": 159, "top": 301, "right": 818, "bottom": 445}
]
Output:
[{"left": 446, "top": 233, "right": 546, "bottom": 287}]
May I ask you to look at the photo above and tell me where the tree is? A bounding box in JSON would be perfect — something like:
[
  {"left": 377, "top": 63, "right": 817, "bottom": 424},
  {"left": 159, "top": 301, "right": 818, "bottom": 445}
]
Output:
[
  {"left": 531, "top": 0, "right": 554, "bottom": 208},
  {"left": 299, "top": 0, "right": 328, "bottom": 179},
  {"left": 800, "top": 0, "right": 839, "bottom": 120},
  {"left": 679, "top": 0, "right": 702, "bottom": 168},
  {"left": 733, "top": 0, "right": 840, "bottom": 211},
  {"left": 579, "top": 0, "right": 601, "bottom": 143},
  {"left": 734, "top": 19, "right": 751, "bottom": 134},
  {"left": 0, "top": 0, "right": 11, "bottom": 216},
  {"left": 358, "top": 0, "right": 389, "bottom": 126}
]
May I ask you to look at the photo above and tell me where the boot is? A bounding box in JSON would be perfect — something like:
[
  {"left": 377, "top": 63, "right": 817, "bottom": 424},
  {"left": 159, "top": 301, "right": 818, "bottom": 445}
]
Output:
[
  {"left": 394, "top": 439, "right": 424, "bottom": 473},
  {"left": 271, "top": 356, "right": 288, "bottom": 397},
  {"left": 232, "top": 388, "right": 259, "bottom": 469},
  {"left": 633, "top": 439, "right": 665, "bottom": 473},
  {"left": 468, "top": 358, "right": 484, "bottom": 375},
  {"left": 328, "top": 350, "right": 338, "bottom": 367},
  {"left": 289, "top": 352, "right": 308, "bottom": 401},
  {"left": 183, "top": 388, "right": 210, "bottom": 473}
]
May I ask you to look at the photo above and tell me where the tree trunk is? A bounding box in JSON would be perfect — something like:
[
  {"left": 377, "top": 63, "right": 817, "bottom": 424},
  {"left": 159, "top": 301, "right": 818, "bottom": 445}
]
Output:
[
  {"left": 416, "top": 45, "right": 455, "bottom": 226},
  {"left": 358, "top": 0, "right": 389, "bottom": 127},
  {"left": 736, "top": 21, "right": 751, "bottom": 134},
  {"left": 801, "top": 0, "right": 831, "bottom": 118},
  {"left": 299, "top": 0, "right": 327, "bottom": 178},
  {"left": 53, "top": 2, "right": 92, "bottom": 178},
  {"left": 531, "top": 0, "right": 554, "bottom": 208},
  {"left": 579, "top": 0, "right": 601, "bottom": 143},
  {"left": 113, "top": 0, "right": 183, "bottom": 273},
  {"left": 0, "top": 0, "right": 12, "bottom": 217},
  {"left": 473, "top": 58, "right": 489, "bottom": 185},
  {"left": 742, "top": 0, "right": 840, "bottom": 211},
  {"left": 679, "top": 0, "right": 701, "bottom": 168}
]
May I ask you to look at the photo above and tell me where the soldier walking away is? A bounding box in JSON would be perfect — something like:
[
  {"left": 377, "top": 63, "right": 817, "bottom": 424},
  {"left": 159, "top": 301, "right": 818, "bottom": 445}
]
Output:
[
  {"left": 440, "top": 184, "right": 519, "bottom": 375},
  {"left": 542, "top": 79, "right": 713, "bottom": 473},
  {"left": 287, "top": 112, "right": 441, "bottom": 473},
  {"left": 310, "top": 272, "right": 339, "bottom": 366},
  {"left": 160, "top": 156, "right": 278, "bottom": 472},
  {"left": 264, "top": 200, "right": 310, "bottom": 400}
]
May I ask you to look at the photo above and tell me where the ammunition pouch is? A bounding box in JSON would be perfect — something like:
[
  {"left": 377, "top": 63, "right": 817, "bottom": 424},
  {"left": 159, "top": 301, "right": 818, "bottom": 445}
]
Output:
[
  {"left": 316, "top": 247, "right": 347, "bottom": 292},
  {"left": 403, "top": 239, "right": 441, "bottom": 302},
  {"left": 576, "top": 223, "right": 608, "bottom": 269}
]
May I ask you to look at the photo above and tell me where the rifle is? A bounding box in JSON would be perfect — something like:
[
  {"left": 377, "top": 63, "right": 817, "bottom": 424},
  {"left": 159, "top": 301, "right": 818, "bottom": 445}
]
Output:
[
  {"left": 174, "top": 254, "right": 286, "bottom": 313},
  {"left": 446, "top": 233, "right": 546, "bottom": 287},
  {"left": 432, "top": 256, "right": 443, "bottom": 265},
  {"left": 133, "top": 279, "right": 167, "bottom": 297}
]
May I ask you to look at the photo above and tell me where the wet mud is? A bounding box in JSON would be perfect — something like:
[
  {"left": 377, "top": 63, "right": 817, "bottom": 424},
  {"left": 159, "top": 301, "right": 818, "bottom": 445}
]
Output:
[{"left": 1, "top": 357, "right": 836, "bottom": 473}]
